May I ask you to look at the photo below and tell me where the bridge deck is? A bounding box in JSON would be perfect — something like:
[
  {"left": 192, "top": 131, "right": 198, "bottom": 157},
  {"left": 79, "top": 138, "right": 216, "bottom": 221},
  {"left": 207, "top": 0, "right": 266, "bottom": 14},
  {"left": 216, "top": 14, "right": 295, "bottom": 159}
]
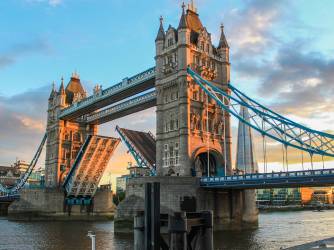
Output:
[
  {"left": 117, "top": 127, "right": 156, "bottom": 169},
  {"left": 200, "top": 169, "right": 334, "bottom": 189},
  {"left": 63, "top": 135, "right": 120, "bottom": 197}
]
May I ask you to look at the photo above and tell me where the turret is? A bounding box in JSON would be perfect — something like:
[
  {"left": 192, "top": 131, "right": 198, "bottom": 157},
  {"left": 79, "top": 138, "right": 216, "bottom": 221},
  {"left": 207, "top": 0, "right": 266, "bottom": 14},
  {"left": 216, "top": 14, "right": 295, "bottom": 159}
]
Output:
[
  {"left": 48, "top": 82, "right": 57, "bottom": 102},
  {"left": 58, "top": 77, "right": 66, "bottom": 107},
  {"left": 177, "top": 3, "right": 190, "bottom": 46},
  {"left": 218, "top": 24, "right": 229, "bottom": 63},
  {"left": 155, "top": 16, "right": 165, "bottom": 56}
]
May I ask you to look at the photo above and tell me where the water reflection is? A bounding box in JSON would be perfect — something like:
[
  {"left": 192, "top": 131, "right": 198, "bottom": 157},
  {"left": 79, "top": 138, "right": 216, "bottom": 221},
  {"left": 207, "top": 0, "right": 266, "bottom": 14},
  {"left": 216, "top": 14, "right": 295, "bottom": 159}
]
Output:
[{"left": 0, "top": 210, "right": 334, "bottom": 250}]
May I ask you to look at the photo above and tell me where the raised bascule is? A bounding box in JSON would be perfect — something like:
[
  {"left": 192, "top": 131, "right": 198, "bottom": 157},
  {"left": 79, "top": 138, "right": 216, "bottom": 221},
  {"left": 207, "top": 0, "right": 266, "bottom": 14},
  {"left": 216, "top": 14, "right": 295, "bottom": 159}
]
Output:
[{"left": 2, "top": 2, "right": 334, "bottom": 230}]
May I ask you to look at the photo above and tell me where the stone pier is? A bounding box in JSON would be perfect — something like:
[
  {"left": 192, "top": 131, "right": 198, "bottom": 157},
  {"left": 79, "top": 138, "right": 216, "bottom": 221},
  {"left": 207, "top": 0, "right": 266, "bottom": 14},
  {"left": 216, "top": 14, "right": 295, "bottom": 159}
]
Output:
[
  {"left": 114, "top": 176, "right": 258, "bottom": 233},
  {"left": 8, "top": 188, "right": 115, "bottom": 221}
]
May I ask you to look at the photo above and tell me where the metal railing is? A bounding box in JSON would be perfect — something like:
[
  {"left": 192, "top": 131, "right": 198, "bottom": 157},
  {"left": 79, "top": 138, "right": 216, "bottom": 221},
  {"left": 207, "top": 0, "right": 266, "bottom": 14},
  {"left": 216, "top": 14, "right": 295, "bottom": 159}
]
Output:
[
  {"left": 84, "top": 90, "right": 156, "bottom": 124},
  {"left": 60, "top": 67, "right": 156, "bottom": 118},
  {"left": 200, "top": 168, "right": 334, "bottom": 189}
]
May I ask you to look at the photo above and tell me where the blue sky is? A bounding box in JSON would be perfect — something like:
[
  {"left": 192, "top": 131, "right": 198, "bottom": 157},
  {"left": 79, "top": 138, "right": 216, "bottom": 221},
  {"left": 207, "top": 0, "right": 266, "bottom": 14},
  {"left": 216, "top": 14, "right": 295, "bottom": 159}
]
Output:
[{"left": 1, "top": 0, "right": 334, "bottom": 185}]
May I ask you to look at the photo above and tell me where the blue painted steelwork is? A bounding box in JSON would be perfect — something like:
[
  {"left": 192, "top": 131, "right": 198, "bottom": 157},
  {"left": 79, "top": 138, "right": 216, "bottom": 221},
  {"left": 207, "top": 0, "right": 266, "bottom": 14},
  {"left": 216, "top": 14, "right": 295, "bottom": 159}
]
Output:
[
  {"left": 64, "top": 197, "right": 92, "bottom": 205},
  {"left": 63, "top": 135, "right": 92, "bottom": 194},
  {"left": 0, "top": 134, "right": 47, "bottom": 195},
  {"left": 59, "top": 67, "right": 156, "bottom": 119},
  {"left": 200, "top": 169, "right": 334, "bottom": 189},
  {"left": 187, "top": 67, "right": 334, "bottom": 158},
  {"left": 0, "top": 193, "right": 20, "bottom": 202},
  {"left": 83, "top": 90, "right": 156, "bottom": 124},
  {"left": 116, "top": 126, "right": 156, "bottom": 176}
]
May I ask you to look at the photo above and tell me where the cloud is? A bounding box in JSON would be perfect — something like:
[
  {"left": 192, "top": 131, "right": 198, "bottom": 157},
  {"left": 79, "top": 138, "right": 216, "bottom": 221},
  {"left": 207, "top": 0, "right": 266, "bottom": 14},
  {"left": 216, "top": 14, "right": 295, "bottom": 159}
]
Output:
[
  {"left": 0, "top": 85, "right": 49, "bottom": 164},
  {"left": 224, "top": 0, "right": 288, "bottom": 58},
  {"left": 219, "top": 0, "right": 334, "bottom": 129},
  {"left": 0, "top": 39, "right": 51, "bottom": 69}
]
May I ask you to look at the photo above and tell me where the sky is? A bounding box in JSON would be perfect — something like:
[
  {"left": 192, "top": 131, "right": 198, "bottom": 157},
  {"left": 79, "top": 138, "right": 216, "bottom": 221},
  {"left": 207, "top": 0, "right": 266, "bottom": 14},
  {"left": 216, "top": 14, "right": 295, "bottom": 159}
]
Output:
[{"left": 1, "top": 0, "right": 334, "bottom": 188}]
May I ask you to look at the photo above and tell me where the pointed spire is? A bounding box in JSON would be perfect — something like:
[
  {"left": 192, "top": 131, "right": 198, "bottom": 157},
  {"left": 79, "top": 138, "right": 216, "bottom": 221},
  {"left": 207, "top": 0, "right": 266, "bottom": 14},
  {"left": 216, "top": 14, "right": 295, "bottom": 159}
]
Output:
[
  {"left": 155, "top": 16, "right": 165, "bottom": 42},
  {"left": 49, "top": 81, "right": 56, "bottom": 100},
  {"left": 59, "top": 77, "right": 65, "bottom": 95},
  {"left": 236, "top": 106, "right": 258, "bottom": 174},
  {"left": 218, "top": 23, "right": 229, "bottom": 49},
  {"left": 178, "top": 2, "right": 188, "bottom": 30}
]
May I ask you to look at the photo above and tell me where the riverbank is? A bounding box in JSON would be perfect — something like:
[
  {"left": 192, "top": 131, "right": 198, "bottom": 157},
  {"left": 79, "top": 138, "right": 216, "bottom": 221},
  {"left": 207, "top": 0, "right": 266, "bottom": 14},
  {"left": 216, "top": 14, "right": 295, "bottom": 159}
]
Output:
[{"left": 258, "top": 204, "right": 334, "bottom": 212}]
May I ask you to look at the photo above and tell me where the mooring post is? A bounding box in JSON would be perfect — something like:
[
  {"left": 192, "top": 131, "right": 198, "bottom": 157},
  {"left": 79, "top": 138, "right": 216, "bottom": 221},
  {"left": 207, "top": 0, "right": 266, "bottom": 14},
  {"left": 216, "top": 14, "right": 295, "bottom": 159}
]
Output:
[
  {"left": 134, "top": 211, "right": 145, "bottom": 250},
  {"left": 152, "top": 182, "right": 160, "bottom": 250},
  {"left": 87, "top": 231, "right": 96, "bottom": 250},
  {"left": 202, "top": 211, "right": 214, "bottom": 250},
  {"left": 144, "top": 183, "right": 152, "bottom": 250},
  {"left": 169, "top": 212, "right": 187, "bottom": 250}
]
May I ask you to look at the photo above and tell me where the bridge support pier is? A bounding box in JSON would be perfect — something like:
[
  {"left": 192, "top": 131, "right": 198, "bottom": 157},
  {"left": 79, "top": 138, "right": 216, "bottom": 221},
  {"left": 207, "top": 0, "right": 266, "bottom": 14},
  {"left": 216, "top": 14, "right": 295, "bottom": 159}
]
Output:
[
  {"left": 115, "top": 177, "right": 258, "bottom": 233},
  {"left": 7, "top": 188, "right": 115, "bottom": 221}
]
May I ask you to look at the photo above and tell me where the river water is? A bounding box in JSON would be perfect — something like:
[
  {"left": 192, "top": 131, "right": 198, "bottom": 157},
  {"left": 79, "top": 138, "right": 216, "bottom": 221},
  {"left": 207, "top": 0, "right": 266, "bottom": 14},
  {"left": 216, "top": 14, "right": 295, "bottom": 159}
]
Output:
[{"left": 0, "top": 210, "right": 334, "bottom": 250}]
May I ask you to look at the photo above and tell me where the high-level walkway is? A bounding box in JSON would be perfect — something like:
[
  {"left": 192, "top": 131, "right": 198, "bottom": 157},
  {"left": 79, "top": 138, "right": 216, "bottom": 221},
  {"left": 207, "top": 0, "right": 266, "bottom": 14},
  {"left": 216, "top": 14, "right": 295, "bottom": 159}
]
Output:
[{"left": 59, "top": 67, "right": 156, "bottom": 120}]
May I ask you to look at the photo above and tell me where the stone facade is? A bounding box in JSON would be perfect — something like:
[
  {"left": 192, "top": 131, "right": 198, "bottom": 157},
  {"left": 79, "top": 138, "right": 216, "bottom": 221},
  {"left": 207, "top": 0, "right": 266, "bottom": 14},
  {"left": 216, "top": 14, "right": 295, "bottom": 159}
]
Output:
[
  {"left": 155, "top": 3, "right": 232, "bottom": 177},
  {"left": 115, "top": 3, "right": 258, "bottom": 232},
  {"left": 45, "top": 75, "right": 97, "bottom": 188},
  {"left": 8, "top": 188, "right": 115, "bottom": 220}
]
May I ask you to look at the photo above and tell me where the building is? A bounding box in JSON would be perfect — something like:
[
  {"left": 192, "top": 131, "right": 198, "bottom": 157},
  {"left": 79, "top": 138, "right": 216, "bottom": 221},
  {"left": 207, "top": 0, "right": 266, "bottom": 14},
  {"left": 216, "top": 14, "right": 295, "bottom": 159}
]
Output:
[
  {"left": 0, "top": 165, "right": 21, "bottom": 187},
  {"left": 257, "top": 188, "right": 302, "bottom": 206},
  {"left": 13, "top": 160, "right": 29, "bottom": 173},
  {"left": 116, "top": 176, "right": 127, "bottom": 194},
  {"left": 45, "top": 75, "right": 97, "bottom": 188},
  {"left": 0, "top": 160, "right": 44, "bottom": 189},
  {"left": 155, "top": 2, "right": 232, "bottom": 177},
  {"left": 127, "top": 163, "right": 151, "bottom": 177},
  {"left": 301, "top": 187, "right": 334, "bottom": 204},
  {"left": 116, "top": 164, "right": 151, "bottom": 194}
]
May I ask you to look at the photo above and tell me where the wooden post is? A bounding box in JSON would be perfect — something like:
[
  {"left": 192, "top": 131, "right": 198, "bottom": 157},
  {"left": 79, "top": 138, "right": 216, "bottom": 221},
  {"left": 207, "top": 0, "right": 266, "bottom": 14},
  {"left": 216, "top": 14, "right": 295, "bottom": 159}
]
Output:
[
  {"left": 202, "top": 211, "right": 213, "bottom": 250},
  {"left": 169, "top": 212, "right": 187, "bottom": 250},
  {"left": 134, "top": 211, "right": 145, "bottom": 250},
  {"left": 152, "top": 182, "right": 160, "bottom": 250},
  {"left": 144, "top": 183, "right": 152, "bottom": 250}
]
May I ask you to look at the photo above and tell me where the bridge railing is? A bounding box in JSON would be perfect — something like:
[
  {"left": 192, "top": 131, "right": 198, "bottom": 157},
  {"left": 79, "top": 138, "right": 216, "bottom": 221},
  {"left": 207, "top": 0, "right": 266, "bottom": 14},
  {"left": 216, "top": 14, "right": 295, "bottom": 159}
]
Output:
[
  {"left": 84, "top": 90, "right": 156, "bottom": 123},
  {"left": 201, "top": 169, "right": 334, "bottom": 183},
  {"left": 59, "top": 67, "right": 156, "bottom": 118}
]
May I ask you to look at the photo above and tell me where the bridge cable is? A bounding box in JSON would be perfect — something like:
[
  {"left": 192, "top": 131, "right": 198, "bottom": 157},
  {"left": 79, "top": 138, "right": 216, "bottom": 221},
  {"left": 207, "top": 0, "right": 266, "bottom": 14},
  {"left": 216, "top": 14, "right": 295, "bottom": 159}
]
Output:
[
  {"left": 301, "top": 129, "right": 304, "bottom": 171},
  {"left": 262, "top": 135, "right": 267, "bottom": 173},
  {"left": 310, "top": 152, "right": 314, "bottom": 170},
  {"left": 301, "top": 150, "right": 304, "bottom": 171},
  {"left": 261, "top": 118, "right": 267, "bottom": 173},
  {"left": 206, "top": 93, "right": 210, "bottom": 177},
  {"left": 282, "top": 143, "right": 285, "bottom": 172},
  {"left": 223, "top": 96, "right": 227, "bottom": 177},
  {"left": 285, "top": 145, "right": 289, "bottom": 172}
]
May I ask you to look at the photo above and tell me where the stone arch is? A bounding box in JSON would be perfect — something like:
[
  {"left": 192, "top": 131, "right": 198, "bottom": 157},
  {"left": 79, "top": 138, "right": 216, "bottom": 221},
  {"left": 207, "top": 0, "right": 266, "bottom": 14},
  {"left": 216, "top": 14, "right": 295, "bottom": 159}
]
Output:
[{"left": 191, "top": 147, "right": 225, "bottom": 177}]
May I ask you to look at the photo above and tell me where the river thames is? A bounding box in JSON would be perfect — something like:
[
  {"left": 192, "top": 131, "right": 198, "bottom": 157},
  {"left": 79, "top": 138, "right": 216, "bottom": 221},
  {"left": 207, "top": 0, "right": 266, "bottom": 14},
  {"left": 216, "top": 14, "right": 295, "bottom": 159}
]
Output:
[{"left": 0, "top": 210, "right": 334, "bottom": 250}]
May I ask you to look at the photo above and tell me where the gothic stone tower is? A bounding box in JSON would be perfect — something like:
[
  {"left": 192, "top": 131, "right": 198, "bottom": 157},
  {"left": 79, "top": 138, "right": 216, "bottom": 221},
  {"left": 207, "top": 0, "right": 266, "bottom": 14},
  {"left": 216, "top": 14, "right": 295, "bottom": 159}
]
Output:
[
  {"left": 45, "top": 74, "right": 97, "bottom": 188},
  {"left": 155, "top": 3, "right": 232, "bottom": 177}
]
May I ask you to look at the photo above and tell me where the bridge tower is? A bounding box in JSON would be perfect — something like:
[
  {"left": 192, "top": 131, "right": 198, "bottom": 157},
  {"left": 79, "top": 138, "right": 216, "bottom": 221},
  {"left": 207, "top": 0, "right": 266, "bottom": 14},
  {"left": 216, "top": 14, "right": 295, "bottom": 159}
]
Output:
[
  {"left": 155, "top": 2, "right": 232, "bottom": 177},
  {"left": 45, "top": 74, "right": 97, "bottom": 188}
]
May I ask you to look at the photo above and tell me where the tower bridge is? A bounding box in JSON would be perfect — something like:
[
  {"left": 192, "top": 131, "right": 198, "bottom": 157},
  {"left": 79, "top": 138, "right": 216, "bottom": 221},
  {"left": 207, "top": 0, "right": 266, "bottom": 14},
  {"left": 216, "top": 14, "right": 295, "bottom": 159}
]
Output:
[{"left": 3, "top": 2, "right": 334, "bottom": 231}]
